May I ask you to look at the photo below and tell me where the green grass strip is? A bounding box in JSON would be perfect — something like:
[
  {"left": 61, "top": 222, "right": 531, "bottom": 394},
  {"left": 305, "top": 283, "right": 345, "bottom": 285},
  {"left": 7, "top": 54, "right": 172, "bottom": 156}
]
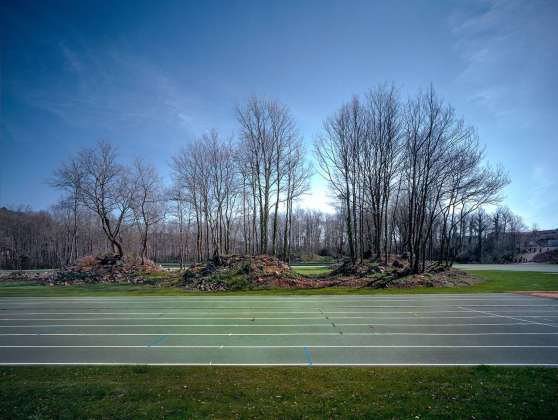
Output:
[
  {"left": 0, "top": 270, "right": 556, "bottom": 296},
  {"left": 1, "top": 366, "right": 557, "bottom": 419}
]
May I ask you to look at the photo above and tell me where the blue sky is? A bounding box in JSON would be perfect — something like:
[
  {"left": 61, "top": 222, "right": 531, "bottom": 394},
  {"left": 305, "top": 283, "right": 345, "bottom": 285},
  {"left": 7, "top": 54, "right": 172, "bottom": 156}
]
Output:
[{"left": 1, "top": 0, "right": 557, "bottom": 228}]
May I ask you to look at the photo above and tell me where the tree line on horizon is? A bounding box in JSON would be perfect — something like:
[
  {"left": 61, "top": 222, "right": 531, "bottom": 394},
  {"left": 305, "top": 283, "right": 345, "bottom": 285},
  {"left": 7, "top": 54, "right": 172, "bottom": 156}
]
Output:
[{"left": 0, "top": 85, "right": 518, "bottom": 273}]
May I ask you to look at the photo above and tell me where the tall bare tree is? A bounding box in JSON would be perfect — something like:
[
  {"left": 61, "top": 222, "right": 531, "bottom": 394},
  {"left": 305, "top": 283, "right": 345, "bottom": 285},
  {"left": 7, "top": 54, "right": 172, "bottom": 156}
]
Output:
[
  {"left": 131, "top": 159, "right": 166, "bottom": 264},
  {"left": 237, "top": 97, "right": 301, "bottom": 255},
  {"left": 52, "top": 141, "right": 133, "bottom": 258}
]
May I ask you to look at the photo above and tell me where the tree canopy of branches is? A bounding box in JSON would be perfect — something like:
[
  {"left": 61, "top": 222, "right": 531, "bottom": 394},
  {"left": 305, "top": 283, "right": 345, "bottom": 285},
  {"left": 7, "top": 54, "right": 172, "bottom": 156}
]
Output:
[
  {"left": 236, "top": 97, "right": 310, "bottom": 257},
  {"left": 171, "top": 100, "right": 310, "bottom": 263},
  {"left": 51, "top": 142, "right": 135, "bottom": 258},
  {"left": 316, "top": 85, "right": 509, "bottom": 272},
  {"left": 0, "top": 89, "right": 523, "bottom": 272}
]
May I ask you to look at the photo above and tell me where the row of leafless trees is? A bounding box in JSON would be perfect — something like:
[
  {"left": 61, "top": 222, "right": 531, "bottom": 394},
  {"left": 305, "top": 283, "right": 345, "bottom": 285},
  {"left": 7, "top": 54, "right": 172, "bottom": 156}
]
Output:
[
  {"left": 169, "top": 98, "right": 311, "bottom": 264},
  {"left": 0, "top": 203, "right": 527, "bottom": 270},
  {"left": 50, "top": 142, "right": 166, "bottom": 264},
  {"left": 40, "top": 97, "right": 310, "bottom": 267},
  {"left": 315, "top": 85, "right": 509, "bottom": 272},
  {"left": 1, "top": 88, "right": 515, "bottom": 272}
]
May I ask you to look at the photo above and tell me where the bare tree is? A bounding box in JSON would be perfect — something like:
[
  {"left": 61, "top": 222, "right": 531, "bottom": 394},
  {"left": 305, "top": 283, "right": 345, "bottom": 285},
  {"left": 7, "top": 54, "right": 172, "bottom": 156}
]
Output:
[
  {"left": 52, "top": 141, "right": 134, "bottom": 258},
  {"left": 50, "top": 158, "right": 84, "bottom": 264},
  {"left": 131, "top": 159, "right": 166, "bottom": 264},
  {"left": 237, "top": 97, "right": 301, "bottom": 256},
  {"left": 315, "top": 97, "right": 365, "bottom": 263}
]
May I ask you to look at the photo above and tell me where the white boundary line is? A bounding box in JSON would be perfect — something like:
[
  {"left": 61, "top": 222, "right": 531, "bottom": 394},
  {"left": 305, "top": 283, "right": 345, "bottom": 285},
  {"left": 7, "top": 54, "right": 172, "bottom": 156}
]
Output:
[
  {"left": 2, "top": 316, "right": 558, "bottom": 321},
  {"left": 2, "top": 332, "right": 558, "bottom": 336},
  {"left": 3, "top": 302, "right": 556, "bottom": 307},
  {"left": 336, "top": 305, "right": 558, "bottom": 308},
  {"left": 1, "top": 345, "right": 557, "bottom": 348},
  {"left": 459, "top": 307, "right": 558, "bottom": 329},
  {"left": 0, "top": 295, "right": 535, "bottom": 300},
  {"left": 0, "top": 310, "right": 524, "bottom": 314},
  {"left": 3, "top": 310, "right": 558, "bottom": 315},
  {"left": 5, "top": 323, "right": 548, "bottom": 328},
  {"left": 1, "top": 362, "right": 557, "bottom": 367}
]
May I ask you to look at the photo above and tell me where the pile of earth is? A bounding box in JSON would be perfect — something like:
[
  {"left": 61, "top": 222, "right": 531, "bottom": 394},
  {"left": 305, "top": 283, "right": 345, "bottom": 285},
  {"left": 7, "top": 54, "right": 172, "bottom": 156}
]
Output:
[
  {"left": 387, "top": 269, "right": 482, "bottom": 288},
  {"left": 532, "top": 249, "right": 558, "bottom": 264},
  {"left": 181, "top": 255, "right": 481, "bottom": 291},
  {"left": 330, "top": 258, "right": 411, "bottom": 277},
  {"left": 182, "top": 255, "right": 315, "bottom": 291},
  {"left": 326, "top": 259, "right": 481, "bottom": 289},
  {"left": 0, "top": 270, "right": 53, "bottom": 284},
  {"left": 47, "top": 254, "right": 164, "bottom": 284}
]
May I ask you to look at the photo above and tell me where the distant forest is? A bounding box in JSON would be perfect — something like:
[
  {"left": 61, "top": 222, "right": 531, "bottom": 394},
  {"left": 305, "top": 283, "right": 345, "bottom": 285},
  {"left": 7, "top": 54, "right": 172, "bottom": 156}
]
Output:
[{"left": 2, "top": 85, "right": 530, "bottom": 272}]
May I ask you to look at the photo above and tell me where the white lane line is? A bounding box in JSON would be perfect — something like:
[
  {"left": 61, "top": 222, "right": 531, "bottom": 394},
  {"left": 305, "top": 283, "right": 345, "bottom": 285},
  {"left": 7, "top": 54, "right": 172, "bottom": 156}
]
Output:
[
  {"left": 0, "top": 295, "right": 531, "bottom": 300},
  {"left": 2, "top": 332, "right": 558, "bottom": 336},
  {"left": 4, "top": 316, "right": 554, "bottom": 321},
  {"left": 1, "top": 345, "right": 557, "bottom": 348},
  {"left": 1, "top": 362, "right": 558, "bottom": 367},
  {"left": 3, "top": 303, "right": 558, "bottom": 312},
  {"left": 0, "top": 322, "right": 536, "bottom": 328},
  {"left": 337, "top": 305, "right": 558, "bottom": 308},
  {"left": 459, "top": 307, "right": 558, "bottom": 329},
  {"left": 0, "top": 310, "right": 508, "bottom": 314}
]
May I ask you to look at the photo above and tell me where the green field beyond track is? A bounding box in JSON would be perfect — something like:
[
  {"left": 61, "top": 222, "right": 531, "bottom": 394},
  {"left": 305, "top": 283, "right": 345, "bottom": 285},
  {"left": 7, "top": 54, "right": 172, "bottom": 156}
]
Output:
[
  {"left": 0, "top": 270, "right": 556, "bottom": 296},
  {"left": 1, "top": 366, "right": 557, "bottom": 419}
]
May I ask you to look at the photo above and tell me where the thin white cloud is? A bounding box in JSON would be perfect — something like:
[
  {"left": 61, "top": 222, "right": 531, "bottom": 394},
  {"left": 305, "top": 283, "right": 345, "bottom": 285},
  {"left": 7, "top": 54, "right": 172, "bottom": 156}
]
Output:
[{"left": 450, "top": 0, "right": 558, "bottom": 115}]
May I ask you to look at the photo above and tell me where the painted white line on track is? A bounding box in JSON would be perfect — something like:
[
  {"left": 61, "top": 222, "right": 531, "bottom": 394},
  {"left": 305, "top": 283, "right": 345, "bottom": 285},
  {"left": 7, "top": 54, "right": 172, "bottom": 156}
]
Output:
[
  {"left": 459, "top": 307, "right": 558, "bottom": 329},
  {"left": 0, "top": 295, "right": 533, "bottom": 300},
  {"left": 5, "top": 310, "right": 558, "bottom": 316},
  {"left": 4, "top": 315, "right": 557, "bottom": 321},
  {"left": 0, "top": 322, "right": 535, "bottom": 328},
  {"left": 2, "top": 332, "right": 558, "bottom": 336},
  {"left": 4, "top": 302, "right": 556, "bottom": 308},
  {"left": 1, "top": 345, "right": 557, "bottom": 349},
  {"left": 0, "top": 310, "right": 509, "bottom": 314},
  {"left": 1, "top": 362, "right": 558, "bottom": 367},
  {"left": 336, "top": 305, "right": 558, "bottom": 308}
]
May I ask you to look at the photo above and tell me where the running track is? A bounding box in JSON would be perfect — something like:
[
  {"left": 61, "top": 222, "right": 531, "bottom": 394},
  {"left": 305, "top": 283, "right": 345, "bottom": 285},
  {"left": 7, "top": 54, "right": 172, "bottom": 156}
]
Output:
[{"left": 1, "top": 294, "right": 558, "bottom": 366}]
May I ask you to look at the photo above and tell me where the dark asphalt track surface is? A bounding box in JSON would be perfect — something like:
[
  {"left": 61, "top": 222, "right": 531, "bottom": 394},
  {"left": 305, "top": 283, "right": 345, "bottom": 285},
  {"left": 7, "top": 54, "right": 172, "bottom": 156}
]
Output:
[{"left": 1, "top": 294, "right": 557, "bottom": 366}]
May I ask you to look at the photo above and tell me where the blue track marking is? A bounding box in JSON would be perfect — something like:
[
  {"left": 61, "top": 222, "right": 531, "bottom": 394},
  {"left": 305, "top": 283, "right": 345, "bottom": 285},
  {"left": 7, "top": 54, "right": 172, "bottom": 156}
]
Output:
[
  {"left": 303, "top": 346, "right": 313, "bottom": 367},
  {"left": 148, "top": 335, "right": 168, "bottom": 347}
]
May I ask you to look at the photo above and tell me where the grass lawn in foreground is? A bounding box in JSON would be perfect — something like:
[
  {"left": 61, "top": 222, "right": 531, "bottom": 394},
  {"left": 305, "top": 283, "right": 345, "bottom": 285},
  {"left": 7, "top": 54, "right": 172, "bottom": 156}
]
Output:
[
  {"left": 0, "top": 270, "right": 556, "bottom": 296},
  {"left": 1, "top": 366, "right": 556, "bottom": 419}
]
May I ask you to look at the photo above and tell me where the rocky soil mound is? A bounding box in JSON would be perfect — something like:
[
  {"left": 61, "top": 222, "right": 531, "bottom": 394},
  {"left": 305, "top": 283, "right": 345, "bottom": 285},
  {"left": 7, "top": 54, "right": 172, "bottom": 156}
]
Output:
[
  {"left": 182, "top": 255, "right": 304, "bottom": 291},
  {"left": 331, "top": 258, "right": 411, "bottom": 277},
  {"left": 327, "top": 258, "right": 480, "bottom": 289},
  {"left": 49, "top": 254, "right": 163, "bottom": 284},
  {"left": 532, "top": 250, "right": 558, "bottom": 264}
]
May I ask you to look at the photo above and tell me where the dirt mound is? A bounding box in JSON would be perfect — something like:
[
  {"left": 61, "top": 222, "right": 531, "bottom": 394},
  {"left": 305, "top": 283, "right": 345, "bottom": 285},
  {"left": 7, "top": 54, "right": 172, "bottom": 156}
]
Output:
[
  {"left": 388, "top": 269, "right": 482, "bottom": 288},
  {"left": 49, "top": 254, "right": 163, "bottom": 284},
  {"left": 532, "top": 250, "right": 558, "bottom": 264},
  {"left": 327, "top": 259, "right": 480, "bottom": 289},
  {"left": 182, "top": 255, "right": 301, "bottom": 291},
  {"left": 331, "top": 258, "right": 412, "bottom": 279}
]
